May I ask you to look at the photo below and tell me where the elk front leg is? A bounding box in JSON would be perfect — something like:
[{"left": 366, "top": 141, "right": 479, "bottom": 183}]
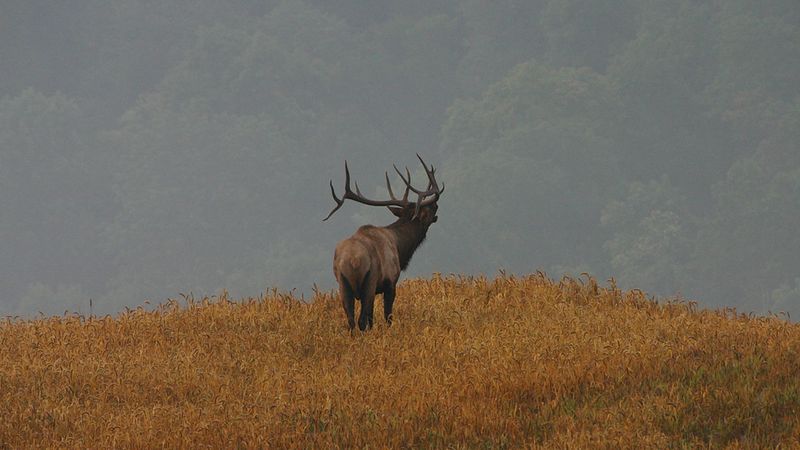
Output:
[
  {"left": 339, "top": 283, "right": 356, "bottom": 331},
  {"left": 383, "top": 283, "right": 396, "bottom": 325}
]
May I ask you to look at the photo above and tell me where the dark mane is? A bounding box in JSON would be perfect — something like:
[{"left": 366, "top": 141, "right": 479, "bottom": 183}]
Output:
[{"left": 388, "top": 219, "right": 429, "bottom": 271}]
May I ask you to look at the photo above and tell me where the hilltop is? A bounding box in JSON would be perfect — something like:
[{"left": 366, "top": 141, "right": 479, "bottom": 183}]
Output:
[{"left": 1, "top": 274, "right": 799, "bottom": 448}]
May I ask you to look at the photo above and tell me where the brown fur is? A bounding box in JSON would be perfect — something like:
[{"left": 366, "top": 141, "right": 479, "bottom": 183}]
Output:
[{"left": 334, "top": 204, "right": 438, "bottom": 331}]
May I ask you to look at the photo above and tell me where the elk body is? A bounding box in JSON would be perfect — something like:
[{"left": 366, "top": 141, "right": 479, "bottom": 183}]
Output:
[{"left": 324, "top": 155, "right": 444, "bottom": 331}]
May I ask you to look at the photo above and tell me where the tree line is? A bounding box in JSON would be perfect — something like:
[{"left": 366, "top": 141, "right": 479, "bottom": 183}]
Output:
[{"left": 1, "top": 0, "right": 798, "bottom": 316}]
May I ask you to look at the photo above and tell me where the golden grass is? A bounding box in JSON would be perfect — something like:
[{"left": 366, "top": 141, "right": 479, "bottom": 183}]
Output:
[{"left": 1, "top": 273, "right": 800, "bottom": 448}]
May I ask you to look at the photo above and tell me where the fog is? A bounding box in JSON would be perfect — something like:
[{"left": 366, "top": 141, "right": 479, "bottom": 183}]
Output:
[{"left": 1, "top": 0, "right": 798, "bottom": 318}]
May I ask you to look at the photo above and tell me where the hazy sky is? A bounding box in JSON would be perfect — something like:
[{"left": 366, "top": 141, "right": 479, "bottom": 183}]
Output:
[{"left": 1, "top": 0, "right": 798, "bottom": 318}]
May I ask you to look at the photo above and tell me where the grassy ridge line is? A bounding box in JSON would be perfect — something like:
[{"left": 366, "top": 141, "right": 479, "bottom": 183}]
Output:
[{"left": 1, "top": 273, "right": 799, "bottom": 448}]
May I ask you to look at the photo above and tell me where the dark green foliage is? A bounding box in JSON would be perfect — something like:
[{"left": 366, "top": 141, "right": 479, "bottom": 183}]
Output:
[{"left": 439, "top": 63, "right": 625, "bottom": 274}]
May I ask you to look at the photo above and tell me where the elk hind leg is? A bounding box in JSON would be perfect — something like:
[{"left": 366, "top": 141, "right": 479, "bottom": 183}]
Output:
[
  {"left": 339, "top": 280, "right": 356, "bottom": 331},
  {"left": 358, "top": 280, "right": 377, "bottom": 331},
  {"left": 383, "top": 283, "right": 396, "bottom": 325}
]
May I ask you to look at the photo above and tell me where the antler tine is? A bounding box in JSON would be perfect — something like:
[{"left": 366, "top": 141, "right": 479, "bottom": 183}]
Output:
[
  {"left": 392, "top": 165, "right": 413, "bottom": 201},
  {"left": 402, "top": 169, "right": 411, "bottom": 201},
  {"left": 385, "top": 172, "right": 396, "bottom": 200},
  {"left": 323, "top": 161, "right": 350, "bottom": 221},
  {"left": 387, "top": 170, "right": 415, "bottom": 204},
  {"left": 393, "top": 164, "right": 409, "bottom": 185},
  {"left": 330, "top": 179, "right": 341, "bottom": 203},
  {"left": 344, "top": 161, "right": 351, "bottom": 191},
  {"left": 323, "top": 179, "right": 345, "bottom": 221},
  {"left": 416, "top": 153, "right": 437, "bottom": 185},
  {"left": 416, "top": 153, "right": 430, "bottom": 171}
]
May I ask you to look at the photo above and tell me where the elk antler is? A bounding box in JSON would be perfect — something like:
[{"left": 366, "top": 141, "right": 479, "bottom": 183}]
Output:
[
  {"left": 324, "top": 162, "right": 411, "bottom": 221},
  {"left": 413, "top": 153, "right": 444, "bottom": 206},
  {"left": 323, "top": 155, "right": 444, "bottom": 221},
  {"left": 397, "top": 154, "right": 445, "bottom": 218}
]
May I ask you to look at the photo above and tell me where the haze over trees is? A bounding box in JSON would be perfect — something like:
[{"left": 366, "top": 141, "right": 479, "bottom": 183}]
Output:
[{"left": 1, "top": 0, "right": 798, "bottom": 317}]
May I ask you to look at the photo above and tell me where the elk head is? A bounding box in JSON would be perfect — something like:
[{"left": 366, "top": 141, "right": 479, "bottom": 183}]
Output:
[{"left": 324, "top": 154, "right": 444, "bottom": 331}]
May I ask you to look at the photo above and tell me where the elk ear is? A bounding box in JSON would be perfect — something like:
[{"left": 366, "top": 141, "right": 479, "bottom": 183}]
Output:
[{"left": 387, "top": 206, "right": 405, "bottom": 217}]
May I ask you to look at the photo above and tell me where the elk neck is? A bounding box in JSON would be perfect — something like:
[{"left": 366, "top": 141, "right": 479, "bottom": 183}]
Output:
[{"left": 386, "top": 219, "right": 430, "bottom": 271}]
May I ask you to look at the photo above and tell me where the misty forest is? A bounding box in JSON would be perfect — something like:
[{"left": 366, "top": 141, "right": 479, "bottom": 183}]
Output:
[{"left": 1, "top": 0, "right": 798, "bottom": 318}]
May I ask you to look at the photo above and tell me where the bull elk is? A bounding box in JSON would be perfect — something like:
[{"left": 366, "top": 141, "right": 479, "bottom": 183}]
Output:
[{"left": 324, "top": 154, "right": 444, "bottom": 331}]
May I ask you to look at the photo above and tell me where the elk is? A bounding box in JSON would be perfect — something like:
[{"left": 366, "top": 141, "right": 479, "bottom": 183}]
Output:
[{"left": 323, "top": 154, "right": 444, "bottom": 331}]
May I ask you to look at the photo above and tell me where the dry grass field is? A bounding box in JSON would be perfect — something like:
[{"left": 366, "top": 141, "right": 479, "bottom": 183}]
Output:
[{"left": 1, "top": 273, "right": 799, "bottom": 448}]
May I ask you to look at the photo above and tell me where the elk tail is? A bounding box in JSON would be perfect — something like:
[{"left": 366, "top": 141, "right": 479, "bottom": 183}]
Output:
[{"left": 341, "top": 257, "right": 370, "bottom": 300}]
